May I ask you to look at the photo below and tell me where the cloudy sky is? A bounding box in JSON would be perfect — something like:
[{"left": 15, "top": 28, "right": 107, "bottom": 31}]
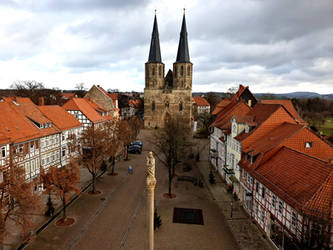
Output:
[{"left": 0, "top": 0, "right": 332, "bottom": 94}]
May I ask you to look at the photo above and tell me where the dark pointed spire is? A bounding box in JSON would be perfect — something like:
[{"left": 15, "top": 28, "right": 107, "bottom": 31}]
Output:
[
  {"left": 148, "top": 12, "right": 162, "bottom": 63},
  {"left": 176, "top": 10, "right": 190, "bottom": 63}
]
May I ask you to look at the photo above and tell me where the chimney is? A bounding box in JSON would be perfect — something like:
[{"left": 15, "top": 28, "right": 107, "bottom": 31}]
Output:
[
  {"left": 329, "top": 159, "right": 333, "bottom": 165},
  {"left": 38, "top": 97, "right": 44, "bottom": 106}
]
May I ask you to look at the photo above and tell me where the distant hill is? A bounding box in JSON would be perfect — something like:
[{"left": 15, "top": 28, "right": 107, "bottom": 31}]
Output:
[{"left": 193, "top": 91, "right": 333, "bottom": 100}]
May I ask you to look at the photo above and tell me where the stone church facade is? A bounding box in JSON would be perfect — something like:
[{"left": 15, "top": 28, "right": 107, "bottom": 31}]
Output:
[{"left": 144, "top": 13, "right": 193, "bottom": 128}]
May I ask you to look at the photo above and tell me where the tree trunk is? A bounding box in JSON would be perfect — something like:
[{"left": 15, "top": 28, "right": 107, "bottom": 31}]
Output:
[
  {"left": 168, "top": 165, "right": 172, "bottom": 196},
  {"left": 125, "top": 146, "right": 129, "bottom": 160},
  {"left": 111, "top": 158, "right": 115, "bottom": 174},
  {"left": 62, "top": 197, "right": 66, "bottom": 220},
  {"left": 172, "top": 164, "right": 175, "bottom": 177},
  {"left": 92, "top": 173, "right": 96, "bottom": 193}
]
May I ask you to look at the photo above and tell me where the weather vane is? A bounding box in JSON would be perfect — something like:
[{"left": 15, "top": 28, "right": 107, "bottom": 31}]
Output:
[
  {"left": 155, "top": 9, "right": 157, "bottom": 14},
  {"left": 183, "top": 8, "right": 186, "bottom": 14}
]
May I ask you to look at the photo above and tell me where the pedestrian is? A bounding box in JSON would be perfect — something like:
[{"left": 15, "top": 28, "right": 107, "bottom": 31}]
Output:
[{"left": 128, "top": 165, "right": 133, "bottom": 174}]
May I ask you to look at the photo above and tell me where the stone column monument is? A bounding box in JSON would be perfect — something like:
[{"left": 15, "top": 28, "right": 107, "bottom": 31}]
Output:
[{"left": 146, "top": 152, "right": 156, "bottom": 250}]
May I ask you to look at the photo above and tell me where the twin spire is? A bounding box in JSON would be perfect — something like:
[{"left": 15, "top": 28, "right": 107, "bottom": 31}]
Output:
[{"left": 148, "top": 12, "right": 190, "bottom": 63}]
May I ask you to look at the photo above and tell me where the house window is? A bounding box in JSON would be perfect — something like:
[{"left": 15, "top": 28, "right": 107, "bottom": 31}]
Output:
[
  {"left": 1, "top": 147, "right": 5, "bottom": 158},
  {"left": 278, "top": 201, "right": 283, "bottom": 214},
  {"left": 247, "top": 174, "right": 251, "bottom": 184},
  {"left": 262, "top": 187, "right": 266, "bottom": 198},
  {"left": 291, "top": 212, "right": 297, "bottom": 228},
  {"left": 255, "top": 182, "right": 259, "bottom": 193},
  {"left": 272, "top": 195, "right": 276, "bottom": 208},
  {"left": 152, "top": 101, "right": 155, "bottom": 111},
  {"left": 62, "top": 147, "right": 66, "bottom": 157},
  {"left": 242, "top": 170, "right": 246, "bottom": 179},
  {"left": 261, "top": 210, "right": 265, "bottom": 222},
  {"left": 305, "top": 141, "right": 313, "bottom": 148},
  {"left": 19, "top": 145, "right": 23, "bottom": 154}
]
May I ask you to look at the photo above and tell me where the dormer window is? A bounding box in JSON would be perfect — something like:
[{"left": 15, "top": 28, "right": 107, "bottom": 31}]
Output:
[
  {"left": 305, "top": 142, "right": 313, "bottom": 148},
  {"left": 1, "top": 147, "right": 5, "bottom": 158}
]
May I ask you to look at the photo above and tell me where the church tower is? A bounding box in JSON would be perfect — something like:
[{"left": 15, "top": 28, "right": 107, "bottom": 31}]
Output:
[
  {"left": 144, "top": 12, "right": 192, "bottom": 129},
  {"left": 145, "top": 14, "right": 165, "bottom": 90},
  {"left": 173, "top": 13, "right": 192, "bottom": 90}
]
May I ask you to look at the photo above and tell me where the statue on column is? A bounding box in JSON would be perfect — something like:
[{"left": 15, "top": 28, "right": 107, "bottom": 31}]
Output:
[{"left": 146, "top": 151, "right": 155, "bottom": 179}]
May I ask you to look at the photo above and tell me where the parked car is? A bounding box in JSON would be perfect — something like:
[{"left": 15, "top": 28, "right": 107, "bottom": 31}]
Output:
[
  {"left": 130, "top": 140, "right": 143, "bottom": 147},
  {"left": 127, "top": 145, "right": 142, "bottom": 154}
]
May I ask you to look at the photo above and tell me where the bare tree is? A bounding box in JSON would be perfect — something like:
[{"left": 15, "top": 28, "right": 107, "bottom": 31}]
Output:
[
  {"left": 152, "top": 118, "right": 192, "bottom": 197},
  {"left": 41, "top": 160, "right": 80, "bottom": 225},
  {"left": 0, "top": 150, "right": 42, "bottom": 246},
  {"left": 75, "top": 83, "right": 87, "bottom": 91},
  {"left": 104, "top": 120, "right": 131, "bottom": 175}
]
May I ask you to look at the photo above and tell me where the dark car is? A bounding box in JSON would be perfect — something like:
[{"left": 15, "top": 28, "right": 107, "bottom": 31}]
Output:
[
  {"left": 130, "top": 141, "right": 143, "bottom": 147},
  {"left": 127, "top": 145, "right": 142, "bottom": 154}
]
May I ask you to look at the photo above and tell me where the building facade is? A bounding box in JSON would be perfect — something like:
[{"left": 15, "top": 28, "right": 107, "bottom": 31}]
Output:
[{"left": 144, "top": 14, "right": 192, "bottom": 128}]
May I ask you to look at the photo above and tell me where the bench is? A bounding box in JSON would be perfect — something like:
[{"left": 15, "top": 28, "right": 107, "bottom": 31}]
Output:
[{"left": 177, "top": 176, "right": 201, "bottom": 186}]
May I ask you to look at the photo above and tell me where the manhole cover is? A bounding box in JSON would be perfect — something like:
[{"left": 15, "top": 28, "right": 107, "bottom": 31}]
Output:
[{"left": 173, "top": 207, "right": 204, "bottom": 225}]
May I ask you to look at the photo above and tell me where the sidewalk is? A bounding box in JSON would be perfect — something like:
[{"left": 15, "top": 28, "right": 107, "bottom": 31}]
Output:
[
  {"left": 195, "top": 138, "right": 274, "bottom": 250},
  {"left": 7, "top": 166, "right": 104, "bottom": 250}
]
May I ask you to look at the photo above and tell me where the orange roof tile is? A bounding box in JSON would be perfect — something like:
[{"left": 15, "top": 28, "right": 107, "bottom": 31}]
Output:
[
  {"left": 62, "top": 98, "right": 105, "bottom": 124},
  {"left": 193, "top": 96, "right": 210, "bottom": 107},
  {"left": 211, "top": 102, "right": 251, "bottom": 130},
  {"left": 261, "top": 99, "right": 306, "bottom": 124},
  {"left": 0, "top": 102, "right": 41, "bottom": 143},
  {"left": 212, "top": 99, "right": 231, "bottom": 115},
  {"left": 38, "top": 105, "right": 82, "bottom": 131},
  {"left": 242, "top": 122, "right": 304, "bottom": 156},
  {"left": 4, "top": 97, "right": 60, "bottom": 137},
  {"left": 85, "top": 98, "right": 107, "bottom": 113},
  {"left": 5, "top": 97, "right": 50, "bottom": 125},
  {"left": 254, "top": 147, "right": 333, "bottom": 220},
  {"left": 62, "top": 92, "right": 76, "bottom": 99}
]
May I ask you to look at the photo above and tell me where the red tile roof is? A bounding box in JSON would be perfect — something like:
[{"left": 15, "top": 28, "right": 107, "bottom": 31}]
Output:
[
  {"left": 193, "top": 96, "right": 210, "bottom": 107},
  {"left": 0, "top": 102, "right": 41, "bottom": 143},
  {"left": 254, "top": 147, "right": 333, "bottom": 220},
  {"left": 261, "top": 99, "right": 306, "bottom": 124},
  {"left": 62, "top": 98, "right": 106, "bottom": 124},
  {"left": 212, "top": 99, "right": 231, "bottom": 115},
  {"left": 61, "top": 92, "right": 76, "bottom": 99},
  {"left": 242, "top": 122, "right": 304, "bottom": 156},
  {"left": 235, "top": 104, "right": 297, "bottom": 145},
  {"left": 4, "top": 97, "right": 60, "bottom": 137},
  {"left": 211, "top": 102, "right": 251, "bottom": 130},
  {"left": 38, "top": 105, "right": 82, "bottom": 131}
]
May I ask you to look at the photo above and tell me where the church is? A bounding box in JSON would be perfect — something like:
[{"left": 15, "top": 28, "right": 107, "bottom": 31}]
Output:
[{"left": 144, "top": 13, "right": 193, "bottom": 128}]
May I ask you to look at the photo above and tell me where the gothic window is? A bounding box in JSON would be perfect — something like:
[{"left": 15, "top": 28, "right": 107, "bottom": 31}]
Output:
[
  {"left": 187, "top": 65, "right": 190, "bottom": 76},
  {"left": 152, "top": 101, "right": 155, "bottom": 111},
  {"left": 159, "top": 66, "right": 161, "bottom": 76},
  {"left": 165, "top": 101, "right": 169, "bottom": 108},
  {"left": 174, "top": 66, "right": 177, "bottom": 77},
  {"left": 152, "top": 66, "right": 155, "bottom": 76},
  {"left": 180, "top": 65, "right": 184, "bottom": 76},
  {"left": 179, "top": 101, "right": 183, "bottom": 111}
]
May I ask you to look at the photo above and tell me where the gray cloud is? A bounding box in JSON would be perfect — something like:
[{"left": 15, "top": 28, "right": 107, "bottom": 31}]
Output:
[{"left": 0, "top": 0, "right": 332, "bottom": 93}]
